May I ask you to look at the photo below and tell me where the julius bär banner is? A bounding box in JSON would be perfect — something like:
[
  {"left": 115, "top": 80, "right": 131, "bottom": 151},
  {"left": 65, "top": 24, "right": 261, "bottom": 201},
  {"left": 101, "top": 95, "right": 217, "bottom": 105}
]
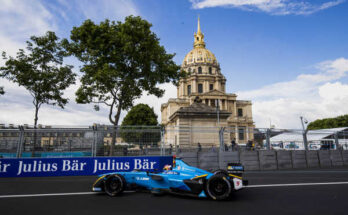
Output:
[{"left": 0, "top": 156, "right": 173, "bottom": 177}]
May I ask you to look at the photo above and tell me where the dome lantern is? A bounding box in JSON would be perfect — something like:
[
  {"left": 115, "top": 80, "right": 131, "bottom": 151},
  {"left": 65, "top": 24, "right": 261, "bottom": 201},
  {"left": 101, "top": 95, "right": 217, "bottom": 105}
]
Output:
[{"left": 182, "top": 17, "right": 218, "bottom": 67}]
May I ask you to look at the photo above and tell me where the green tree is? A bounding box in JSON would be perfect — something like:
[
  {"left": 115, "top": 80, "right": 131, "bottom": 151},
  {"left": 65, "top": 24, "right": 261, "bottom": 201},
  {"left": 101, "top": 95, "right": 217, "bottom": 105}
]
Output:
[
  {"left": 1, "top": 31, "right": 76, "bottom": 151},
  {"left": 63, "top": 16, "right": 182, "bottom": 155},
  {"left": 120, "top": 104, "right": 160, "bottom": 146},
  {"left": 307, "top": 114, "right": 348, "bottom": 130}
]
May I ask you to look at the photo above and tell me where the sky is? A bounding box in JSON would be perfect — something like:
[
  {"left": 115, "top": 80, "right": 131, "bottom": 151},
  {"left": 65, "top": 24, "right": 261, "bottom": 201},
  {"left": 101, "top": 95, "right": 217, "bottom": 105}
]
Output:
[{"left": 0, "top": 0, "right": 348, "bottom": 129}]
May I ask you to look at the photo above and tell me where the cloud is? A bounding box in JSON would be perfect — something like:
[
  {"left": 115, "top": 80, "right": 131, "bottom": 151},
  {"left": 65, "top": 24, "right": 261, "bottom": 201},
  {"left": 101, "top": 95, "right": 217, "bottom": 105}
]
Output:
[
  {"left": 0, "top": 0, "right": 142, "bottom": 126},
  {"left": 48, "top": 0, "right": 140, "bottom": 24},
  {"left": 237, "top": 58, "right": 348, "bottom": 128},
  {"left": 0, "top": 0, "right": 55, "bottom": 56},
  {"left": 189, "top": 0, "right": 345, "bottom": 15}
]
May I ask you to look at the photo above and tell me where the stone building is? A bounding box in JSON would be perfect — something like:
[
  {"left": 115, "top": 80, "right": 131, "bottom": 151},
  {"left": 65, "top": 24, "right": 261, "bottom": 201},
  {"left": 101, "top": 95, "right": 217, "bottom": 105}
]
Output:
[{"left": 161, "top": 18, "right": 254, "bottom": 148}]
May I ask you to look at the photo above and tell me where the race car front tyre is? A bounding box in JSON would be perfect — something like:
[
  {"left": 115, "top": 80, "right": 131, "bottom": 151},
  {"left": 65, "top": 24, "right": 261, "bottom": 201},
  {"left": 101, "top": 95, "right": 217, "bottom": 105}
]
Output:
[
  {"left": 205, "top": 174, "right": 232, "bottom": 200},
  {"left": 104, "top": 174, "right": 126, "bottom": 197}
]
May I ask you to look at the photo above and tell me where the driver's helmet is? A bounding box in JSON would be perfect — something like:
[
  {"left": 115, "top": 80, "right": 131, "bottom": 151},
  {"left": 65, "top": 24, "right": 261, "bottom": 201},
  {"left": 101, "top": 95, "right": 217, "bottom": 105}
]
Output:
[{"left": 163, "top": 165, "right": 172, "bottom": 171}]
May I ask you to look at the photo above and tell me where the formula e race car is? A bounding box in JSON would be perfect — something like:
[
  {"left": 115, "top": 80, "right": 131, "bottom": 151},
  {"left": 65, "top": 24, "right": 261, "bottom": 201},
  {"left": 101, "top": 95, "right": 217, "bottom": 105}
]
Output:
[{"left": 92, "top": 157, "right": 248, "bottom": 200}]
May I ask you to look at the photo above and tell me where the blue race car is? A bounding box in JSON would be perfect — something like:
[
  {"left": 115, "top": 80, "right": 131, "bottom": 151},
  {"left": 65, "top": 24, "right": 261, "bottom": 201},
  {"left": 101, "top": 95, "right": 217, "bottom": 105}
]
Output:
[{"left": 92, "top": 156, "right": 248, "bottom": 200}]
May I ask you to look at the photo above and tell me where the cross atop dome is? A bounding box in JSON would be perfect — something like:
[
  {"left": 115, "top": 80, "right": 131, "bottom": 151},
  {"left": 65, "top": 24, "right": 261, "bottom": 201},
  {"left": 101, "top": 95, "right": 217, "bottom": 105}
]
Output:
[{"left": 194, "top": 16, "right": 205, "bottom": 48}]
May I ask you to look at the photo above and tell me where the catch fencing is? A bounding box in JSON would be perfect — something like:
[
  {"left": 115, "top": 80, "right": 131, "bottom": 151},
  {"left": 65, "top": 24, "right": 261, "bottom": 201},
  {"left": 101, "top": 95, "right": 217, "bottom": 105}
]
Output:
[{"left": 0, "top": 124, "right": 348, "bottom": 158}]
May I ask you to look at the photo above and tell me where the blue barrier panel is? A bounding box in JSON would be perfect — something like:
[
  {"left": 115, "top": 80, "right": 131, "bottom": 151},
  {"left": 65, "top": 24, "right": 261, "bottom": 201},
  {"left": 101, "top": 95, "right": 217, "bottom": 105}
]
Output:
[{"left": 0, "top": 156, "right": 173, "bottom": 177}]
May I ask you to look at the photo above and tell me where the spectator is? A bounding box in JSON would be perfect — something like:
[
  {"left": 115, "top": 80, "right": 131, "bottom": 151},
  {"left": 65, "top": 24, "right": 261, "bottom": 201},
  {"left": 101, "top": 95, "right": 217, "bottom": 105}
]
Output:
[
  {"left": 210, "top": 145, "right": 216, "bottom": 152},
  {"left": 123, "top": 146, "right": 128, "bottom": 156},
  {"left": 169, "top": 144, "right": 173, "bottom": 155},
  {"left": 231, "top": 139, "right": 236, "bottom": 151},
  {"left": 198, "top": 142, "right": 202, "bottom": 152},
  {"left": 224, "top": 143, "right": 228, "bottom": 151},
  {"left": 177, "top": 145, "right": 181, "bottom": 153},
  {"left": 247, "top": 140, "right": 253, "bottom": 151}
]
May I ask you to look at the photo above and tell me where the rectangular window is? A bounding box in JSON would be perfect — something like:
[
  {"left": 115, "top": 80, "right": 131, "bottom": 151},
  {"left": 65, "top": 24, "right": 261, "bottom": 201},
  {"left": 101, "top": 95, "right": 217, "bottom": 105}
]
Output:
[
  {"left": 209, "top": 84, "right": 213, "bottom": 91},
  {"left": 198, "top": 84, "right": 203, "bottom": 93},
  {"left": 238, "top": 108, "right": 243, "bottom": 117},
  {"left": 238, "top": 128, "right": 245, "bottom": 140},
  {"left": 187, "top": 85, "right": 191, "bottom": 95}
]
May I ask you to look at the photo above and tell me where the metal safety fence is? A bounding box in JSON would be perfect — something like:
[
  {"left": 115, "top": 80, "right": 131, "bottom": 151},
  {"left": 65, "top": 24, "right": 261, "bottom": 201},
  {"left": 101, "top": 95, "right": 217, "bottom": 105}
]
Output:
[{"left": 0, "top": 124, "right": 348, "bottom": 158}]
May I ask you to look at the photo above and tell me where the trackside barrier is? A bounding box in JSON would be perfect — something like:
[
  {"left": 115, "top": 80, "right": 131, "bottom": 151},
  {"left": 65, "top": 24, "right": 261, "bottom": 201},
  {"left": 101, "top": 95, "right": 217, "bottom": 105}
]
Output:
[
  {"left": 330, "top": 150, "right": 344, "bottom": 166},
  {"left": 177, "top": 150, "right": 348, "bottom": 171},
  {"left": 198, "top": 151, "right": 219, "bottom": 171},
  {"left": 219, "top": 151, "right": 240, "bottom": 169},
  {"left": 240, "top": 151, "right": 260, "bottom": 171},
  {"left": 342, "top": 151, "right": 348, "bottom": 166},
  {"left": 0, "top": 156, "right": 173, "bottom": 177},
  {"left": 306, "top": 151, "right": 320, "bottom": 168},
  {"left": 291, "top": 151, "right": 307, "bottom": 169},
  {"left": 276, "top": 151, "right": 292, "bottom": 169},
  {"left": 177, "top": 152, "right": 198, "bottom": 167},
  {"left": 318, "top": 151, "right": 331, "bottom": 168},
  {"left": 259, "top": 151, "right": 277, "bottom": 170}
]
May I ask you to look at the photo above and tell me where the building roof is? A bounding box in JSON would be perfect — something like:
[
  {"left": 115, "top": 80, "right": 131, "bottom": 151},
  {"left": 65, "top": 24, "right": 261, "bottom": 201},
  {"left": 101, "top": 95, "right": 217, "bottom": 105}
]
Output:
[
  {"left": 270, "top": 127, "right": 348, "bottom": 142},
  {"left": 169, "top": 101, "right": 231, "bottom": 120}
]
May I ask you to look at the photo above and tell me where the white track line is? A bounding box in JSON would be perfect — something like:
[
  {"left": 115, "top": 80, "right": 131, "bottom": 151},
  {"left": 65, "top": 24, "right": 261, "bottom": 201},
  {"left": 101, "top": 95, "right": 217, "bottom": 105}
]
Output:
[
  {"left": 0, "top": 192, "right": 95, "bottom": 198},
  {"left": 1, "top": 182, "right": 348, "bottom": 198},
  {"left": 247, "top": 181, "right": 348, "bottom": 188},
  {"left": 0, "top": 191, "right": 135, "bottom": 199}
]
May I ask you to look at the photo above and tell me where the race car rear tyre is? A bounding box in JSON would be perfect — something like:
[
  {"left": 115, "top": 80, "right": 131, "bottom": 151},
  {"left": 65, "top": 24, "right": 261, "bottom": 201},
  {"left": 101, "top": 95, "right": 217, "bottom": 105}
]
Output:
[
  {"left": 205, "top": 174, "right": 232, "bottom": 200},
  {"left": 213, "top": 169, "right": 229, "bottom": 176},
  {"left": 104, "top": 174, "right": 126, "bottom": 197}
]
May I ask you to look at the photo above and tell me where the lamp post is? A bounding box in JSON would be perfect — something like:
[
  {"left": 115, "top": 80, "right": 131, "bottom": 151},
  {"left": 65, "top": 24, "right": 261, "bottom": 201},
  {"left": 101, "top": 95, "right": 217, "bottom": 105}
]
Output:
[
  {"left": 216, "top": 99, "right": 220, "bottom": 125},
  {"left": 300, "top": 116, "right": 309, "bottom": 150}
]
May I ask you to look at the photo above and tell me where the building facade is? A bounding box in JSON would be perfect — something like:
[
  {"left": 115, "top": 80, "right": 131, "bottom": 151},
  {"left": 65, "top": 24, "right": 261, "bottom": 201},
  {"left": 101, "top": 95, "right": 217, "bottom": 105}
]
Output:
[{"left": 161, "top": 18, "right": 254, "bottom": 147}]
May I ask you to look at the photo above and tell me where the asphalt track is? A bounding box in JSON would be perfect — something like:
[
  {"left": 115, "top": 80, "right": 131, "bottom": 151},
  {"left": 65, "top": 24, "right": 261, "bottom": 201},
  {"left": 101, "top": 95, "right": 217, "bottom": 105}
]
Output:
[{"left": 1, "top": 169, "right": 348, "bottom": 215}]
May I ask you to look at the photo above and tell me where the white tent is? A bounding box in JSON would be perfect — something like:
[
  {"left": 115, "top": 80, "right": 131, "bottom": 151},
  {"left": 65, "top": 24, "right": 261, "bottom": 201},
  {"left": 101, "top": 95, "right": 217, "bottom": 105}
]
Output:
[{"left": 270, "top": 127, "right": 348, "bottom": 150}]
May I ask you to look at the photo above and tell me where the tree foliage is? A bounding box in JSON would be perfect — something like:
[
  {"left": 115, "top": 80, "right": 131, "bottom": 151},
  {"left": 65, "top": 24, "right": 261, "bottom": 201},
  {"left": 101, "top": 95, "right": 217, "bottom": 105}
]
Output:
[
  {"left": 63, "top": 16, "right": 183, "bottom": 154},
  {"left": 122, "top": 104, "right": 158, "bottom": 126},
  {"left": 120, "top": 104, "right": 160, "bottom": 145},
  {"left": 307, "top": 115, "right": 348, "bottom": 130},
  {"left": 0, "top": 31, "right": 76, "bottom": 127}
]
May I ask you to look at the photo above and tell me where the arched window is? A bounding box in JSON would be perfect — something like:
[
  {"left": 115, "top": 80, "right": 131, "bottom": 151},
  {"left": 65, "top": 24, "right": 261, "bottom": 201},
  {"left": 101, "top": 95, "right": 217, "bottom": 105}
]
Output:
[
  {"left": 198, "top": 67, "right": 202, "bottom": 74},
  {"left": 209, "top": 67, "right": 212, "bottom": 74},
  {"left": 188, "top": 68, "right": 191, "bottom": 74}
]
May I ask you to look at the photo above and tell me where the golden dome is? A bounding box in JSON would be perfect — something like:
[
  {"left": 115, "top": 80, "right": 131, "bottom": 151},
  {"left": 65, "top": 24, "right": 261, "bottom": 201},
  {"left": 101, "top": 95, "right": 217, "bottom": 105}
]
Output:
[
  {"left": 182, "top": 47, "right": 218, "bottom": 66},
  {"left": 182, "top": 17, "right": 218, "bottom": 67}
]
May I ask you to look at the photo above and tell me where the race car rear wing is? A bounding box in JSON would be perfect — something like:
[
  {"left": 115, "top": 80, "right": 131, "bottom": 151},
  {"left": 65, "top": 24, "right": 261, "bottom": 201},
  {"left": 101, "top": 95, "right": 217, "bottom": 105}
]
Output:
[{"left": 227, "top": 163, "right": 244, "bottom": 174}]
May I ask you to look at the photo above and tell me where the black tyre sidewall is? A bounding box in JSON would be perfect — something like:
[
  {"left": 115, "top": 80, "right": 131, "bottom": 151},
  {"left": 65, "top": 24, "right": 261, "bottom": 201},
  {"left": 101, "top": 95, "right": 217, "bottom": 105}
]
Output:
[
  {"left": 213, "top": 169, "right": 229, "bottom": 176},
  {"left": 205, "top": 175, "right": 232, "bottom": 200},
  {"left": 104, "top": 174, "right": 126, "bottom": 197}
]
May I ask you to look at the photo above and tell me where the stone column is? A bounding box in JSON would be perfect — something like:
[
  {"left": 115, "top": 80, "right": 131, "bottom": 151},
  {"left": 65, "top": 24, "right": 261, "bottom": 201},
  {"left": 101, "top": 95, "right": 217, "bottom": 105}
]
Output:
[
  {"left": 235, "top": 126, "right": 239, "bottom": 143},
  {"left": 246, "top": 126, "right": 249, "bottom": 140},
  {"left": 204, "top": 80, "right": 208, "bottom": 93},
  {"left": 192, "top": 78, "right": 197, "bottom": 93}
]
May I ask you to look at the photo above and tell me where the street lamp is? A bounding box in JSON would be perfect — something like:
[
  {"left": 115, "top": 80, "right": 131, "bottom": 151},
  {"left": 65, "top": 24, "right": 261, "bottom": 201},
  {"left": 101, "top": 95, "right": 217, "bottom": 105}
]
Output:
[{"left": 300, "top": 116, "right": 309, "bottom": 150}]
